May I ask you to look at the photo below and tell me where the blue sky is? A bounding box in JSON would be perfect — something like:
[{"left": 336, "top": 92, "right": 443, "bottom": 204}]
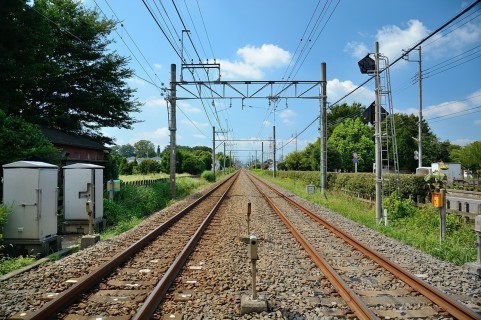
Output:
[{"left": 86, "top": 0, "right": 481, "bottom": 162}]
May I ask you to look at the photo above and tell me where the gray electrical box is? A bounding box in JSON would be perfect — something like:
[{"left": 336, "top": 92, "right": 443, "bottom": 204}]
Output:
[
  {"left": 2, "top": 161, "right": 58, "bottom": 241},
  {"left": 63, "top": 163, "right": 104, "bottom": 232},
  {"left": 306, "top": 185, "right": 316, "bottom": 194}
]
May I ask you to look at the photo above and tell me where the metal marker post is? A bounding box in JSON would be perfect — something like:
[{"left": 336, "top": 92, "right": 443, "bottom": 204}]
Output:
[
  {"left": 440, "top": 189, "right": 447, "bottom": 242},
  {"left": 109, "top": 179, "right": 114, "bottom": 202},
  {"left": 249, "top": 234, "right": 258, "bottom": 300},
  {"left": 246, "top": 202, "right": 251, "bottom": 234}
]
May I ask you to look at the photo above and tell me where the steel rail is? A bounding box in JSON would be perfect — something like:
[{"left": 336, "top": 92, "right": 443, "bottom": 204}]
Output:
[
  {"left": 133, "top": 170, "right": 240, "bottom": 319},
  {"left": 249, "top": 173, "right": 481, "bottom": 320},
  {"left": 247, "top": 174, "right": 378, "bottom": 320},
  {"left": 26, "top": 171, "right": 239, "bottom": 320}
]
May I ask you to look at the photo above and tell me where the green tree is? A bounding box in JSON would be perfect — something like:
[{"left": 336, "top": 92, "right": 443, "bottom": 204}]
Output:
[
  {"left": 327, "top": 102, "right": 366, "bottom": 139},
  {"left": 285, "top": 151, "right": 310, "bottom": 171},
  {"left": 0, "top": 0, "right": 141, "bottom": 144},
  {"left": 0, "top": 113, "right": 61, "bottom": 165},
  {"left": 328, "top": 118, "right": 374, "bottom": 172},
  {"left": 134, "top": 140, "right": 155, "bottom": 158},
  {"left": 453, "top": 141, "right": 481, "bottom": 177},
  {"left": 113, "top": 144, "right": 136, "bottom": 157},
  {"left": 138, "top": 159, "right": 160, "bottom": 174}
]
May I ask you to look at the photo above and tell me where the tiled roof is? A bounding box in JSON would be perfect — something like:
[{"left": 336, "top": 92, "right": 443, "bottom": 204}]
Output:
[{"left": 40, "top": 127, "right": 107, "bottom": 151}]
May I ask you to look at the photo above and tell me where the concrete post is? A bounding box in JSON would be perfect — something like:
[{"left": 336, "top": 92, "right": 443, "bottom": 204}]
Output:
[
  {"left": 374, "top": 42, "right": 383, "bottom": 224},
  {"left": 320, "top": 62, "right": 327, "bottom": 194},
  {"left": 169, "top": 64, "right": 177, "bottom": 199},
  {"left": 439, "top": 188, "right": 447, "bottom": 241}
]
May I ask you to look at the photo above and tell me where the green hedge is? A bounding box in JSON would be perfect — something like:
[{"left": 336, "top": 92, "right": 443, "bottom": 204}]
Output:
[{"left": 259, "top": 171, "right": 428, "bottom": 201}]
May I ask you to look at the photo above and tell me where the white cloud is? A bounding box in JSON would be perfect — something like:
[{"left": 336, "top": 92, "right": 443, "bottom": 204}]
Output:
[
  {"left": 474, "top": 119, "right": 481, "bottom": 125},
  {"left": 127, "top": 76, "right": 146, "bottom": 86},
  {"left": 219, "top": 44, "right": 292, "bottom": 80},
  {"left": 345, "top": 41, "right": 369, "bottom": 59},
  {"left": 279, "top": 109, "right": 296, "bottom": 125},
  {"left": 327, "top": 78, "right": 374, "bottom": 105},
  {"left": 451, "top": 138, "right": 475, "bottom": 146},
  {"left": 376, "top": 19, "right": 429, "bottom": 60},
  {"left": 404, "top": 88, "right": 481, "bottom": 120},
  {"left": 180, "top": 119, "right": 209, "bottom": 128},
  {"left": 263, "top": 120, "right": 271, "bottom": 127},
  {"left": 345, "top": 18, "right": 481, "bottom": 63},
  {"left": 143, "top": 97, "right": 167, "bottom": 108},
  {"left": 153, "top": 63, "right": 162, "bottom": 70},
  {"left": 178, "top": 101, "right": 201, "bottom": 113},
  {"left": 426, "top": 22, "right": 481, "bottom": 58},
  {"left": 468, "top": 89, "right": 481, "bottom": 105},
  {"left": 193, "top": 134, "right": 207, "bottom": 139}
]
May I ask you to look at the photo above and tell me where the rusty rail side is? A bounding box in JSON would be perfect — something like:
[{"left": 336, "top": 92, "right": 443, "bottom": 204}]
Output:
[
  {"left": 26, "top": 171, "right": 239, "bottom": 320},
  {"left": 248, "top": 174, "right": 378, "bottom": 320},
  {"left": 250, "top": 173, "right": 481, "bottom": 320}
]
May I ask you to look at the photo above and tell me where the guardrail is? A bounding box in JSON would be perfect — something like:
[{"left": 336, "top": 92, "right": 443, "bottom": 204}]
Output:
[{"left": 446, "top": 189, "right": 481, "bottom": 220}]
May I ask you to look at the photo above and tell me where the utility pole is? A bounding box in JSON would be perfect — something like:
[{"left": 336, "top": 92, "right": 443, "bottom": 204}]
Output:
[
  {"left": 223, "top": 142, "right": 226, "bottom": 173},
  {"left": 212, "top": 126, "right": 216, "bottom": 181},
  {"left": 169, "top": 64, "right": 177, "bottom": 199},
  {"left": 261, "top": 142, "right": 264, "bottom": 169},
  {"left": 374, "top": 42, "right": 383, "bottom": 224},
  {"left": 320, "top": 62, "right": 327, "bottom": 194},
  {"left": 273, "top": 126, "right": 277, "bottom": 178},
  {"left": 418, "top": 46, "right": 423, "bottom": 168}
]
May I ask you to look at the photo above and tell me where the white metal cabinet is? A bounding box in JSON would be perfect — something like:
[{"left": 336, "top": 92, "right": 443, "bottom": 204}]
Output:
[
  {"left": 2, "top": 161, "right": 58, "bottom": 240},
  {"left": 63, "top": 163, "right": 104, "bottom": 221}
]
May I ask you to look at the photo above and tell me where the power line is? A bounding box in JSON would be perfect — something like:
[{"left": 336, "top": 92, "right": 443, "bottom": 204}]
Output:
[{"left": 278, "top": 0, "right": 481, "bottom": 152}]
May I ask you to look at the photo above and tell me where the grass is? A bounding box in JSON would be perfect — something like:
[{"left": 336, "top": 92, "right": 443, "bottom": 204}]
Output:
[
  {"left": 254, "top": 171, "right": 477, "bottom": 266},
  {"left": 101, "top": 177, "right": 208, "bottom": 240},
  {"left": 0, "top": 255, "right": 36, "bottom": 275}
]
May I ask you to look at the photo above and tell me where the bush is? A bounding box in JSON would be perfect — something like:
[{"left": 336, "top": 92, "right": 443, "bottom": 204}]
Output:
[
  {"left": 383, "top": 191, "right": 417, "bottom": 221},
  {"left": 201, "top": 170, "right": 215, "bottom": 182},
  {"left": 103, "top": 178, "right": 202, "bottom": 233},
  {"left": 0, "top": 204, "right": 9, "bottom": 232},
  {"left": 103, "top": 182, "right": 170, "bottom": 227}
]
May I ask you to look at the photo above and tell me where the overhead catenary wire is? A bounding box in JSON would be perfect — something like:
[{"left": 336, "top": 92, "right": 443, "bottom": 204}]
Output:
[{"left": 277, "top": 0, "right": 481, "bottom": 152}]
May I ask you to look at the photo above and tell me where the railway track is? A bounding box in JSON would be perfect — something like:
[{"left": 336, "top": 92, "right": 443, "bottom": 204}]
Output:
[
  {"left": 246, "top": 172, "right": 481, "bottom": 319},
  {"left": 22, "top": 171, "right": 239, "bottom": 320},
  {"left": 2, "top": 169, "right": 480, "bottom": 319}
]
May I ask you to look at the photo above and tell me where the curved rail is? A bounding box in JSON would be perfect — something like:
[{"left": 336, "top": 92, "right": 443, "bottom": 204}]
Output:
[
  {"left": 249, "top": 172, "right": 481, "bottom": 320},
  {"left": 26, "top": 171, "right": 239, "bottom": 320},
  {"left": 247, "top": 173, "right": 378, "bottom": 320}
]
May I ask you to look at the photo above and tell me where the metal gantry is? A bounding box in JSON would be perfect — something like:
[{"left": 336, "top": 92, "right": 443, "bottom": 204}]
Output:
[{"left": 166, "top": 62, "right": 327, "bottom": 196}]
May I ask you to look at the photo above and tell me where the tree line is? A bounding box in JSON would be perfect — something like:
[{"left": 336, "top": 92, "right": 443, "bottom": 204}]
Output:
[
  {"left": 111, "top": 142, "right": 234, "bottom": 176},
  {"left": 282, "top": 103, "right": 480, "bottom": 177}
]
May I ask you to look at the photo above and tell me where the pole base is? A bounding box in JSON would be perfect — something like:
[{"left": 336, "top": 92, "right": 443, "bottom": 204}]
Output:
[
  {"left": 240, "top": 294, "right": 267, "bottom": 315},
  {"left": 80, "top": 234, "right": 100, "bottom": 250}
]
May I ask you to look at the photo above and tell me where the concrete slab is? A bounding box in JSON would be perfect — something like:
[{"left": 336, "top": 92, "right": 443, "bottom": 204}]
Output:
[
  {"left": 376, "top": 307, "right": 438, "bottom": 318},
  {"left": 240, "top": 294, "right": 268, "bottom": 315},
  {"left": 465, "top": 262, "right": 481, "bottom": 276},
  {"left": 80, "top": 234, "right": 100, "bottom": 249}
]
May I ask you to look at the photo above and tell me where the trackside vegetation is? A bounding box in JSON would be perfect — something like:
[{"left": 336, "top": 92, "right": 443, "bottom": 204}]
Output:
[
  {"left": 253, "top": 170, "right": 477, "bottom": 265},
  {"left": 101, "top": 177, "right": 207, "bottom": 239},
  {"left": 0, "top": 177, "right": 208, "bottom": 275}
]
